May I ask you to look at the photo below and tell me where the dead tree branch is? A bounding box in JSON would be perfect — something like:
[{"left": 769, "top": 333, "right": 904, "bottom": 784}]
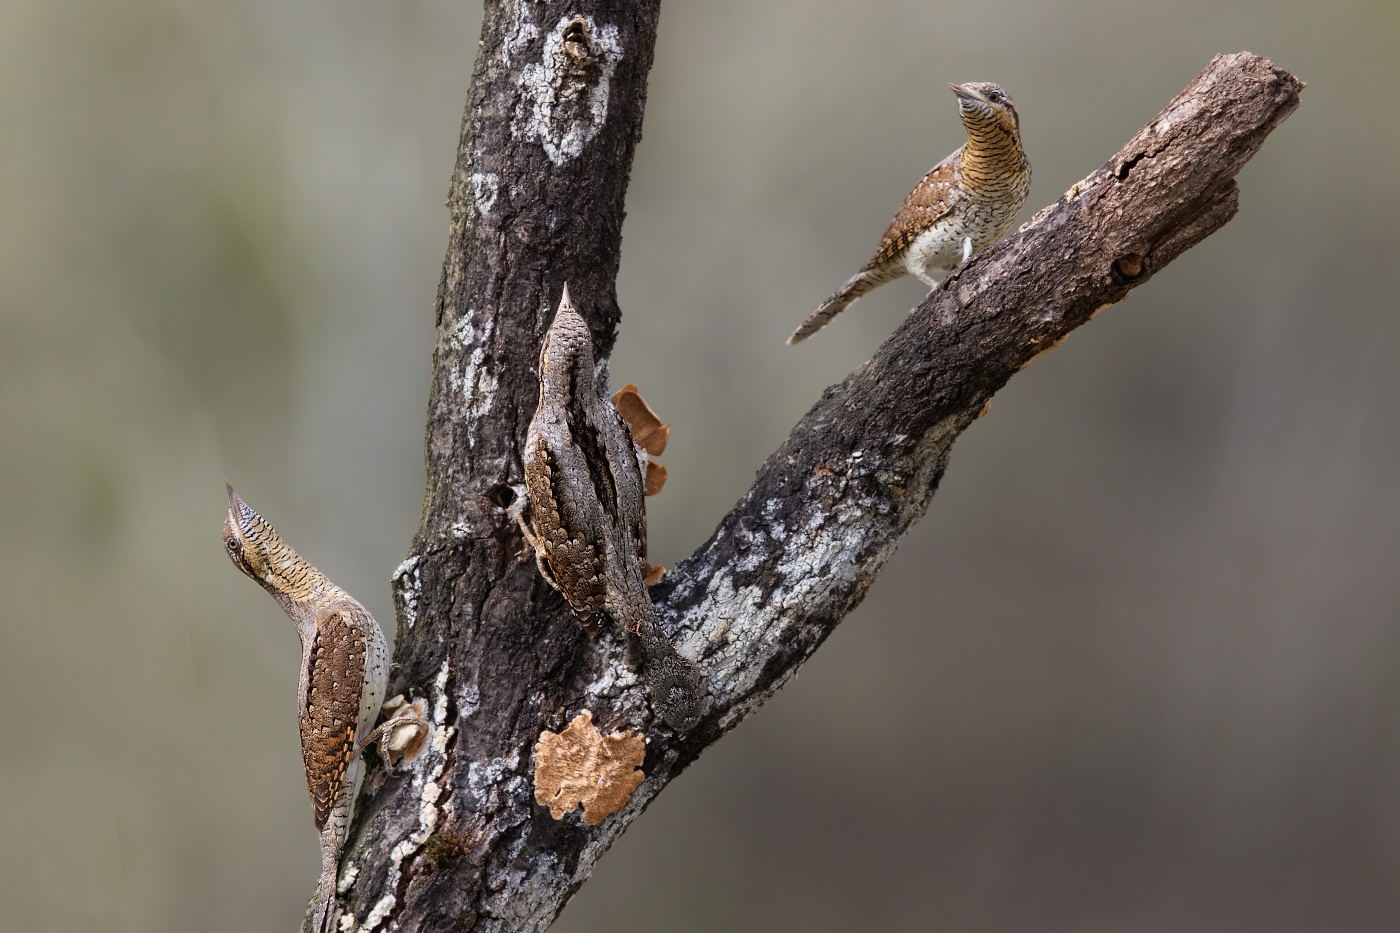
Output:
[{"left": 324, "top": 4, "right": 1302, "bottom": 927}]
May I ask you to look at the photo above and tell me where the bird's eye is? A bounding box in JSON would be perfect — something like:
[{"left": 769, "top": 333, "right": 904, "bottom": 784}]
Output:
[
  {"left": 225, "top": 536, "right": 241, "bottom": 555},
  {"left": 988, "top": 90, "right": 1004, "bottom": 102}
]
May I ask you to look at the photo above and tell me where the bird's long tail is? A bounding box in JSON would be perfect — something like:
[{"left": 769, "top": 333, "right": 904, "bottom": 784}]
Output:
[
  {"left": 633, "top": 611, "right": 706, "bottom": 732},
  {"left": 787, "top": 264, "right": 903, "bottom": 345},
  {"left": 308, "top": 829, "right": 343, "bottom": 933},
  {"left": 310, "top": 867, "right": 336, "bottom": 933},
  {"left": 308, "top": 759, "right": 362, "bottom": 933}
]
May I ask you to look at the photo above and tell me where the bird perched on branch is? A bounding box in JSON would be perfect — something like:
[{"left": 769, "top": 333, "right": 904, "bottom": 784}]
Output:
[
  {"left": 788, "top": 82, "right": 1031, "bottom": 345},
  {"left": 223, "top": 486, "right": 390, "bottom": 933}
]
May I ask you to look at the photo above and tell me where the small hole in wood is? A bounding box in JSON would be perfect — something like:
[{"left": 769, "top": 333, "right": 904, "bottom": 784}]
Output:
[
  {"left": 1114, "top": 151, "right": 1147, "bottom": 180},
  {"left": 486, "top": 484, "right": 517, "bottom": 509},
  {"left": 562, "top": 19, "right": 590, "bottom": 60},
  {"left": 1113, "top": 253, "right": 1144, "bottom": 280}
]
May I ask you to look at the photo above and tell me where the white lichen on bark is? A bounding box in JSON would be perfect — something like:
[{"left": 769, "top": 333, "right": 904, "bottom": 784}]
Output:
[
  {"left": 345, "top": 659, "right": 457, "bottom": 932},
  {"left": 469, "top": 172, "right": 500, "bottom": 215},
  {"left": 391, "top": 555, "right": 421, "bottom": 630},
  {"left": 446, "top": 310, "right": 499, "bottom": 442},
  {"left": 513, "top": 15, "right": 622, "bottom": 165},
  {"left": 499, "top": 1, "right": 540, "bottom": 68}
]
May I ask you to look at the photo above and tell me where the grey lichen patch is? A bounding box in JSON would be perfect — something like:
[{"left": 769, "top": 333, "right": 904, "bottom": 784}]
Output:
[
  {"left": 500, "top": 0, "right": 540, "bottom": 68},
  {"left": 351, "top": 660, "right": 457, "bottom": 932},
  {"left": 1150, "top": 94, "right": 1201, "bottom": 138},
  {"left": 391, "top": 555, "right": 421, "bottom": 629},
  {"left": 534, "top": 710, "right": 645, "bottom": 825},
  {"left": 445, "top": 309, "right": 500, "bottom": 443},
  {"left": 470, "top": 172, "right": 500, "bottom": 214},
  {"left": 514, "top": 15, "right": 623, "bottom": 165},
  {"left": 457, "top": 677, "right": 481, "bottom": 719},
  {"left": 660, "top": 497, "right": 856, "bottom": 711},
  {"left": 668, "top": 422, "right": 967, "bottom": 725}
]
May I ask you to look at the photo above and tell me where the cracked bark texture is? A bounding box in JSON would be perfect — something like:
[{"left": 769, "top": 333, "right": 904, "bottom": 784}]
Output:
[{"left": 318, "top": 5, "right": 1303, "bottom": 927}]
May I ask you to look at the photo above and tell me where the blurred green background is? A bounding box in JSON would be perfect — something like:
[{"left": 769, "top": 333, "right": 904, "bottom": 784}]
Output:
[{"left": 3, "top": 1, "right": 1399, "bottom": 930}]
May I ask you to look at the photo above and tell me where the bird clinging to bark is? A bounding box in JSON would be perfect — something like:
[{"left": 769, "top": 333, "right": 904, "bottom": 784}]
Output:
[
  {"left": 788, "top": 82, "right": 1031, "bottom": 345},
  {"left": 516, "top": 286, "right": 707, "bottom": 731},
  {"left": 223, "top": 486, "right": 390, "bottom": 933}
]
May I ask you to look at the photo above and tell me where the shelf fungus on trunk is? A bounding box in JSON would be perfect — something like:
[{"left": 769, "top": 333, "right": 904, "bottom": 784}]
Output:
[
  {"left": 534, "top": 711, "right": 646, "bottom": 825},
  {"left": 514, "top": 285, "right": 707, "bottom": 731}
]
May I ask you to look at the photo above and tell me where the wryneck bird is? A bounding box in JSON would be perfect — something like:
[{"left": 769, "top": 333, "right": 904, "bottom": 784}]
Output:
[
  {"left": 788, "top": 82, "right": 1031, "bottom": 345},
  {"left": 223, "top": 486, "right": 389, "bottom": 933}
]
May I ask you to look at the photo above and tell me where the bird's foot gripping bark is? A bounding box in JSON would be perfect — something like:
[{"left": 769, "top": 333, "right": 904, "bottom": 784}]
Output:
[{"left": 359, "top": 694, "right": 433, "bottom": 767}]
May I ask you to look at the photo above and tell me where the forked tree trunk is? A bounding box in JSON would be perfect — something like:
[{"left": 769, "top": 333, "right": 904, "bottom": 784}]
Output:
[{"left": 319, "top": 2, "right": 1302, "bottom": 928}]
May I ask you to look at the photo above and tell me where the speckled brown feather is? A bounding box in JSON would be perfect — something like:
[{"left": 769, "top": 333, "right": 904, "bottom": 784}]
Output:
[
  {"left": 300, "top": 607, "right": 369, "bottom": 831},
  {"left": 865, "top": 157, "right": 960, "bottom": 271},
  {"left": 525, "top": 440, "right": 608, "bottom": 632}
]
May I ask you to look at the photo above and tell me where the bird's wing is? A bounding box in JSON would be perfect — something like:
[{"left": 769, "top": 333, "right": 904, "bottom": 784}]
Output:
[
  {"left": 525, "top": 428, "right": 609, "bottom": 623},
  {"left": 864, "top": 152, "right": 961, "bottom": 271},
  {"left": 300, "top": 607, "right": 369, "bottom": 831}
]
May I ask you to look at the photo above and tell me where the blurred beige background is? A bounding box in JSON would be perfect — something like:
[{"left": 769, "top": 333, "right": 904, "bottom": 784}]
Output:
[{"left": 3, "top": 1, "right": 1399, "bottom": 930}]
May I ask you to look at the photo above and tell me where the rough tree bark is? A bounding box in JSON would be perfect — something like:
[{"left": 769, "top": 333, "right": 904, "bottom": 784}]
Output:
[{"left": 319, "top": 2, "right": 1303, "bottom": 928}]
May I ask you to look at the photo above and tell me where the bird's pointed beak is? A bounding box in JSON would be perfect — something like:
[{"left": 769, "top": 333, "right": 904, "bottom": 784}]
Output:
[
  {"left": 948, "top": 82, "right": 983, "bottom": 103},
  {"left": 226, "top": 484, "right": 246, "bottom": 522},
  {"left": 224, "top": 484, "right": 257, "bottom": 542},
  {"left": 560, "top": 281, "right": 572, "bottom": 312}
]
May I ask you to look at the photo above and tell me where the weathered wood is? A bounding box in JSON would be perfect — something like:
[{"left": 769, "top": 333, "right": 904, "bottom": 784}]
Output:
[{"left": 326, "top": 19, "right": 1302, "bottom": 930}]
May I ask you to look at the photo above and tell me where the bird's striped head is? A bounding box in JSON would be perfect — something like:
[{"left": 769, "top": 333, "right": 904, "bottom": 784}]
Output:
[
  {"left": 950, "top": 82, "right": 1020, "bottom": 135},
  {"left": 224, "top": 484, "right": 327, "bottom": 606},
  {"left": 538, "top": 283, "right": 597, "bottom": 401}
]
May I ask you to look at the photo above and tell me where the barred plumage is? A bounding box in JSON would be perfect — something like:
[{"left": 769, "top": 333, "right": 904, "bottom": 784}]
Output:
[
  {"left": 223, "top": 487, "right": 390, "bottom": 933},
  {"left": 517, "top": 287, "right": 706, "bottom": 731},
  {"left": 788, "top": 82, "right": 1030, "bottom": 345}
]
